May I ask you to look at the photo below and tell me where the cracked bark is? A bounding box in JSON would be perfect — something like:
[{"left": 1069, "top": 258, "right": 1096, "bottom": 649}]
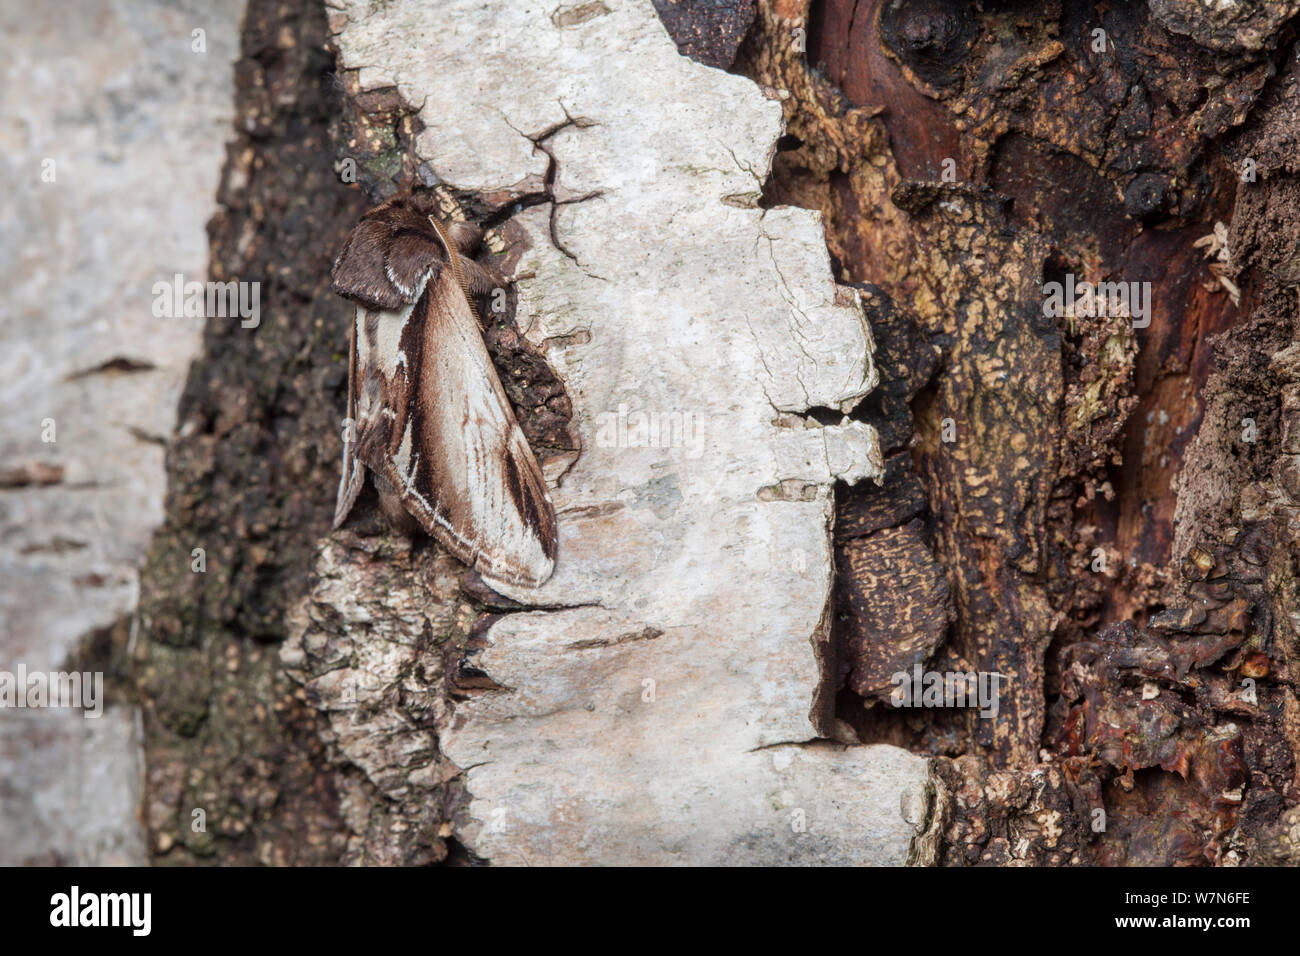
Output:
[
  {"left": 733, "top": 0, "right": 1300, "bottom": 864},
  {"left": 129, "top": 0, "right": 925, "bottom": 866},
  {"left": 128, "top": 0, "right": 1300, "bottom": 867}
]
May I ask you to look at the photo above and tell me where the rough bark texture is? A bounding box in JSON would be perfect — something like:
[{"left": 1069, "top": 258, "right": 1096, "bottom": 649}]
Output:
[
  {"left": 318, "top": 0, "right": 927, "bottom": 867},
  {"left": 123, "top": 0, "right": 1300, "bottom": 867},
  {"left": 131, "top": 0, "right": 931, "bottom": 866},
  {"left": 135, "top": 0, "right": 368, "bottom": 865},
  {"left": 734, "top": 0, "right": 1300, "bottom": 865}
]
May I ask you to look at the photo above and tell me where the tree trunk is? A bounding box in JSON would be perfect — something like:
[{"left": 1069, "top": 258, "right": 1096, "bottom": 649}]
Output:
[{"left": 127, "top": 0, "right": 1300, "bottom": 866}]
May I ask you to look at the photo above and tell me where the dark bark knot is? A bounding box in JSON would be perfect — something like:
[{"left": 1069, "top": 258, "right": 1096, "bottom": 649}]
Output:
[
  {"left": 879, "top": 0, "right": 975, "bottom": 89},
  {"left": 1124, "top": 173, "right": 1171, "bottom": 222}
]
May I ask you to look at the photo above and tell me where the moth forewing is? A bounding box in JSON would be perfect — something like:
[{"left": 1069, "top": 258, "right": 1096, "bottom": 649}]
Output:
[{"left": 382, "top": 267, "right": 556, "bottom": 586}]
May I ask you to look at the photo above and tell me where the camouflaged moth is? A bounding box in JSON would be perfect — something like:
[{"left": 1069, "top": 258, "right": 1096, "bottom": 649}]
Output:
[{"left": 330, "top": 193, "right": 557, "bottom": 587}]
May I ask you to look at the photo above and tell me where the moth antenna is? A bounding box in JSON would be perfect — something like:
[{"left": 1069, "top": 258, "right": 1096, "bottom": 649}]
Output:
[{"left": 426, "top": 215, "right": 469, "bottom": 297}]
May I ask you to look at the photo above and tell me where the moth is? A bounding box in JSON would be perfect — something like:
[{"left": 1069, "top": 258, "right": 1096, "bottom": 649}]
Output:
[{"left": 330, "top": 192, "right": 557, "bottom": 587}]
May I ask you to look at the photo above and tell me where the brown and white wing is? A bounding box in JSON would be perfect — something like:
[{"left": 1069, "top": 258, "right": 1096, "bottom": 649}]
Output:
[{"left": 346, "top": 267, "right": 557, "bottom": 587}]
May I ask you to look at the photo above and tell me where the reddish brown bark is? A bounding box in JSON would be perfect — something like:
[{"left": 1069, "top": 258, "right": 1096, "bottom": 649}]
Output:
[{"left": 720, "top": 0, "right": 1300, "bottom": 864}]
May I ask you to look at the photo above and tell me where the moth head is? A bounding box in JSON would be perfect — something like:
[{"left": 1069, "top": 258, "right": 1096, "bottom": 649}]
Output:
[{"left": 331, "top": 192, "right": 449, "bottom": 311}]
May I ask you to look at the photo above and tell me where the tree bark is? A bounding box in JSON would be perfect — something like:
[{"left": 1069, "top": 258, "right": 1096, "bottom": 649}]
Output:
[
  {"left": 736, "top": 0, "right": 1300, "bottom": 865},
  {"left": 132, "top": 0, "right": 1300, "bottom": 866}
]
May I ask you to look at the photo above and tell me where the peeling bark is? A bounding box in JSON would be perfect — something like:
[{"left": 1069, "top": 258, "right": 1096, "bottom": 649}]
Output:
[
  {"left": 315, "top": 0, "right": 922, "bottom": 867},
  {"left": 133, "top": 0, "right": 929, "bottom": 866},
  {"left": 737, "top": 0, "right": 1300, "bottom": 864},
  {"left": 128, "top": 0, "right": 1300, "bottom": 867}
]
